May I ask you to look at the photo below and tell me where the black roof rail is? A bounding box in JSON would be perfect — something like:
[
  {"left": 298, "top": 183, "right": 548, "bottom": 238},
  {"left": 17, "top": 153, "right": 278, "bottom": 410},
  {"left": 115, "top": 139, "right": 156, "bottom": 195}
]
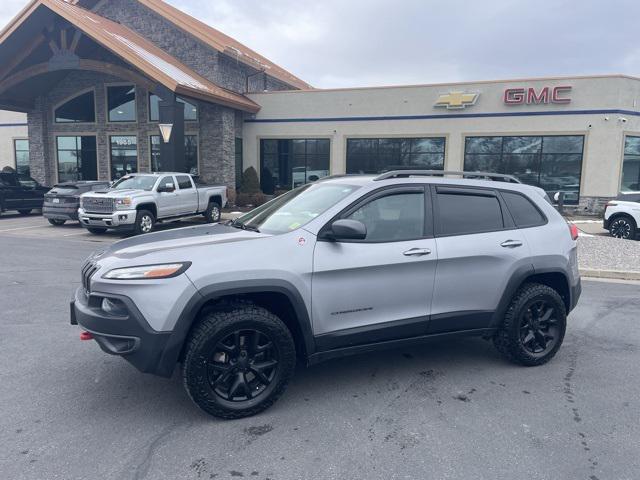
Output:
[{"left": 373, "top": 169, "right": 522, "bottom": 184}]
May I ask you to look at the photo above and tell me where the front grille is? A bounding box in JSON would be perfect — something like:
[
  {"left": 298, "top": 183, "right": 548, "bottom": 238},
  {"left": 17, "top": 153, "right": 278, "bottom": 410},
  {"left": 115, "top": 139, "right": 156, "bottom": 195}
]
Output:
[
  {"left": 83, "top": 197, "right": 114, "bottom": 214},
  {"left": 81, "top": 261, "right": 99, "bottom": 293}
]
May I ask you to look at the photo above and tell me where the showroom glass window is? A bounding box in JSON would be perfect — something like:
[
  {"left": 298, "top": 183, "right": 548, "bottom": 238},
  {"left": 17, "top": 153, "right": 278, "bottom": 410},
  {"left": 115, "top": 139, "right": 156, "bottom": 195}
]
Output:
[
  {"left": 260, "top": 139, "right": 330, "bottom": 194},
  {"left": 346, "top": 137, "right": 446, "bottom": 174},
  {"left": 107, "top": 86, "right": 136, "bottom": 122},
  {"left": 54, "top": 91, "right": 95, "bottom": 123},
  {"left": 150, "top": 135, "right": 199, "bottom": 174},
  {"left": 14, "top": 139, "right": 30, "bottom": 175},
  {"left": 110, "top": 136, "right": 138, "bottom": 179},
  {"left": 148, "top": 94, "right": 198, "bottom": 122},
  {"left": 622, "top": 136, "right": 640, "bottom": 192},
  {"left": 464, "top": 135, "right": 584, "bottom": 204},
  {"left": 56, "top": 136, "right": 98, "bottom": 182}
]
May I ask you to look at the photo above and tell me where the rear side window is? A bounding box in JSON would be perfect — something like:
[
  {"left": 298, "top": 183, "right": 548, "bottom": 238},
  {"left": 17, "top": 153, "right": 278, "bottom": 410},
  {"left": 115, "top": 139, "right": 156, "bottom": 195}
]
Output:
[
  {"left": 501, "top": 191, "right": 546, "bottom": 228},
  {"left": 176, "top": 175, "right": 192, "bottom": 189},
  {"left": 436, "top": 190, "right": 504, "bottom": 236}
]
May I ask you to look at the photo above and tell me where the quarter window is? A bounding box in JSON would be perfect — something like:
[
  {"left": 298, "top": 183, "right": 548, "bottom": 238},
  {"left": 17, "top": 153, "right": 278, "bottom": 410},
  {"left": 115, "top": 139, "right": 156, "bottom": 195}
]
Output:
[
  {"left": 436, "top": 190, "right": 504, "bottom": 236},
  {"left": 107, "top": 85, "right": 136, "bottom": 122},
  {"left": 346, "top": 191, "right": 425, "bottom": 242},
  {"left": 501, "top": 191, "right": 545, "bottom": 228},
  {"left": 55, "top": 91, "right": 95, "bottom": 123}
]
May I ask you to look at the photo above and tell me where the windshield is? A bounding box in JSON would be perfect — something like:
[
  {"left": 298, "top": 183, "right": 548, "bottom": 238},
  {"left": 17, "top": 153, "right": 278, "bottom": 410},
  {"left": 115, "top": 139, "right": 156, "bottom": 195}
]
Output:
[
  {"left": 112, "top": 175, "right": 157, "bottom": 191},
  {"left": 235, "top": 182, "right": 360, "bottom": 234}
]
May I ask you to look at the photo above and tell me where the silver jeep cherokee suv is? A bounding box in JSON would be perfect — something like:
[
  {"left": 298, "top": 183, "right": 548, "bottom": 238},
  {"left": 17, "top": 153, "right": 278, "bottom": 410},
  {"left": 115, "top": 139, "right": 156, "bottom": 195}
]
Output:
[{"left": 71, "top": 170, "right": 581, "bottom": 419}]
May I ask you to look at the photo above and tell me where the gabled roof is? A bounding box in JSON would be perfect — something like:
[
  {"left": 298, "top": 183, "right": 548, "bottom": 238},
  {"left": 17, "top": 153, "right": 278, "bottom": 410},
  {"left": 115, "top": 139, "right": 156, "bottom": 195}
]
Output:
[
  {"left": 134, "top": 0, "right": 312, "bottom": 90},
  {"left": 0, "top": 0, "right": 261, "bottom": 112}
]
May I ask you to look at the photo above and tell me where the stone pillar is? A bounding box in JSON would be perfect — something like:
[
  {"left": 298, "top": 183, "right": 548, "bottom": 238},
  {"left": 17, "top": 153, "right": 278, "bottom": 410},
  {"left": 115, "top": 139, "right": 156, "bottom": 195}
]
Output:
[
  {"left": 27, "top": 96, "right": 52, "bottom": 185},
  {"left": 199, "top": 103, "right": 237, "bottom": 188}
]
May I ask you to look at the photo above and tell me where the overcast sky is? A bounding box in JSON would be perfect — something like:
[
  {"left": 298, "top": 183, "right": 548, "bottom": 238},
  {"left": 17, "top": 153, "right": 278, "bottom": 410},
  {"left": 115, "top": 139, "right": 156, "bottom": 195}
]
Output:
[{"left": 1, "top": 0, "right": 639, "bottom": 88}]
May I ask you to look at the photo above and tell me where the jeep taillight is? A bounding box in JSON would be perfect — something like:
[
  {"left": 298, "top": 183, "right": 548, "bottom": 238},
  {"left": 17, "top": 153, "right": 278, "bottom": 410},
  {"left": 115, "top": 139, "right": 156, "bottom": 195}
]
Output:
[{"left": 568, "top": 222, "right": 579, "bottom": 241}]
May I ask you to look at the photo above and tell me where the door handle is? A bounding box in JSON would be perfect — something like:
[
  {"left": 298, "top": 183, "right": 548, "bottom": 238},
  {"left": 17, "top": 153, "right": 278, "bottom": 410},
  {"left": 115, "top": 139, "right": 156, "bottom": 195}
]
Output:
[
  {"left": 403, "top": 248, "right": 431, "bottom": 256},
  {"left": 500, "top": 239, "right": 523, "bottom": 248}
]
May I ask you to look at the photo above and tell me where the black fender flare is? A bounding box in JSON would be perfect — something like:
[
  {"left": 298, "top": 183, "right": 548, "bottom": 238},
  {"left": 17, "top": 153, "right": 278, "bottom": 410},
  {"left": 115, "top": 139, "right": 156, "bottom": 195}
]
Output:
[{"left": 155, "top": 279, "right": 315, "bottom": 377}]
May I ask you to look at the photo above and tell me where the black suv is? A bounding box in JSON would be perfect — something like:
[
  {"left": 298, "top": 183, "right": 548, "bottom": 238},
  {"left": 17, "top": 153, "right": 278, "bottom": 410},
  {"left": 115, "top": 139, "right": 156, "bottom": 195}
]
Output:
[
  {"left": 44, "top": 181, "right": 111, "bottom": 225},
  {"left": 0, "top": 171, "right": 49, "bottom": 216}
]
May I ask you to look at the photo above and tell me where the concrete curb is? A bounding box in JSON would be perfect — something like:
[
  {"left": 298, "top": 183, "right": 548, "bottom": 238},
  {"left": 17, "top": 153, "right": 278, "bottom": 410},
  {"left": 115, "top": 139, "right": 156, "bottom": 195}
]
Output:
[{"left": 580, "top": 268, "right": 640, "bottom": 281}]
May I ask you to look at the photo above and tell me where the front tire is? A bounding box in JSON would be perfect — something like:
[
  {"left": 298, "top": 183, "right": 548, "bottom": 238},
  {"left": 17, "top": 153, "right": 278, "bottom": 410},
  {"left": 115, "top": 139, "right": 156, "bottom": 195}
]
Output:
[
  {"left": 134, "top": 209, "right": 155, "bottom": 235},
  {"left": 182, "top": 304, "right": 296, "bottom": 419},
  {"left": 609, "top": 216, "right": 636, "bottom": 239},
  {"left": 48, "top": 218, "right": 66, "bottom": 226},
  {"left": 493, "top": 283, "right": 567, "bottom": 366},
  {"left": 204, "top": 201, "right": 221, "bottom": 223}
]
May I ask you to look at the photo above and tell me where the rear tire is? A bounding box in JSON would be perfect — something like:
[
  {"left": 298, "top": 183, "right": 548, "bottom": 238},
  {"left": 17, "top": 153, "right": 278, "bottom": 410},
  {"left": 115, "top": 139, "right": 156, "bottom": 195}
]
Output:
[
  {"left": 18, "top": 209, "right": 32, "bottom": 215},
  {"left": 204, "top": 201, "right": 222, "bottom": 223},
  {"left": 48, "top": 218, "right": 66, "bottom": 226},
  {"left": 86, "top": 227, "right": 107, "bottom": 234},
  {"left": 134, "top": 209, "right": 155, "bottom": 235},
  {"left": 493, "top": 283, "right": 566, "bottom": 366},
  {"left": 609, "top": 216, "right": 636, "bottom": 239},
  {"left": 182, "top": 304, "right": 296, "bottom": 419}
]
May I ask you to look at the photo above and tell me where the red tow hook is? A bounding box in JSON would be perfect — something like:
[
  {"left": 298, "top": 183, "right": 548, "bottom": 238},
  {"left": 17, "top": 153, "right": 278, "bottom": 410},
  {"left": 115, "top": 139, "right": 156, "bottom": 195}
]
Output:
[{"left": 80, "top": 331, "right": 94, "bottom": 341}]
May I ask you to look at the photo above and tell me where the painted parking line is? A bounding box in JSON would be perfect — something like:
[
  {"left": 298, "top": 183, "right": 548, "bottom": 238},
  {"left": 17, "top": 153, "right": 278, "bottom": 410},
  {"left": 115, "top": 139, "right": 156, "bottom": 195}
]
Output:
[{"left": 0, "top": 225, "right": 46, "bottom": 233}]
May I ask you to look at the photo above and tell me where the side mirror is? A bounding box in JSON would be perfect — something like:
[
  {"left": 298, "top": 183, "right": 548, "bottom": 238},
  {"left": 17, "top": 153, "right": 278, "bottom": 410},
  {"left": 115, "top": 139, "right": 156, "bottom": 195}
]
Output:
[
  {"left": 158, "top": 183, "right": 175, "bottom": 193},
  {"left": 327, "top": 219, "right": 367, "bottom": 241}
]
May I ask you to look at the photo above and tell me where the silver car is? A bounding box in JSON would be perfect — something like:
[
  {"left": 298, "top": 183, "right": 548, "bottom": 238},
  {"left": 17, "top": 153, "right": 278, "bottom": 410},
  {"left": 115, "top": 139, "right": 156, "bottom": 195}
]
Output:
[{"left": 71, "top": 170, "right": 581, "bottom": 419}]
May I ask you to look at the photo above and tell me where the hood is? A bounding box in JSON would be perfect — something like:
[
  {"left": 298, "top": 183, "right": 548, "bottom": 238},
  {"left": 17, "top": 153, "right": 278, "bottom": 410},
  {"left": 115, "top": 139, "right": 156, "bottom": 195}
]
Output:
[
  {"left": 83, "top": 189, "right": 139, "bottom": 197},
  {"left": 98, "top": 223, "right": 270, "bottom": 261}
]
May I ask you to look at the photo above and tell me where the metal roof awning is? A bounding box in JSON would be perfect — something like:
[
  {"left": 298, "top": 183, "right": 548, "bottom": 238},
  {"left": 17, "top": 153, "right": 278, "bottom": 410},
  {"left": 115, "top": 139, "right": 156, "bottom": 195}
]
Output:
[{"left": 0, "top": 0, "right": 261, "bottom": 112}]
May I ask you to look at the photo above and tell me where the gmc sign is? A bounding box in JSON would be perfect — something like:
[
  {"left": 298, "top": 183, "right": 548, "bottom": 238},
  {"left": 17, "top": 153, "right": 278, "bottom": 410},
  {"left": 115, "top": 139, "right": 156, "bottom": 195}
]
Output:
[{"left": 504, "top": 86, "right": 572, "bottom": 105}]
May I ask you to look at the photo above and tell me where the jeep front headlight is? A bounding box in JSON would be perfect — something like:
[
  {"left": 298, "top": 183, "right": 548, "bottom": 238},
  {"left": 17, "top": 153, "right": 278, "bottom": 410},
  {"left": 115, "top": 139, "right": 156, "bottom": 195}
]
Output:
[{"left": 103, "top": 262, "right": 191, "bottom": 280}]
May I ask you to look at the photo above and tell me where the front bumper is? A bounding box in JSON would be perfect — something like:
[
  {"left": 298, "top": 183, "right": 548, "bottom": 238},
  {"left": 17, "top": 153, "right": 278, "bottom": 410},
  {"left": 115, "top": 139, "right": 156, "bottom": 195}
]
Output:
[
  {"left": 71, "top": 287, "right": 172, "bottom": 376},
  {"left": 603, "top": 218, "right": 611, "bottom": 230},
  {"left": 78, "top": 208, "right": 137, "bottom": 230}
]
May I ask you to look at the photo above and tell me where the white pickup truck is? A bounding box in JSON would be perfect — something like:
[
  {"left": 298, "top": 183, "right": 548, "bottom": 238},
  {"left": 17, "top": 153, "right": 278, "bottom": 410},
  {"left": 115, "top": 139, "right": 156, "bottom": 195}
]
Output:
[{"left": 78, "top": 173, "right": 227, "bottom": 235}]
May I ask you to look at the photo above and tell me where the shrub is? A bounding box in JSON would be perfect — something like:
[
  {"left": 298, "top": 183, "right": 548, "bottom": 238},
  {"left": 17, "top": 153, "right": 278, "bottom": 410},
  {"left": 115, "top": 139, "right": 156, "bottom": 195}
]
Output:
[{"left": 240, "top": 167, "right": 260, "bottom": 194}]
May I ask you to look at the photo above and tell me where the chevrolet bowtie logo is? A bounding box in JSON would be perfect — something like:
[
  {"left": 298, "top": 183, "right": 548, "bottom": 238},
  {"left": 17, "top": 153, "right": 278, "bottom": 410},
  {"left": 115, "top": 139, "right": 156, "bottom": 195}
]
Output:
[{"left": 435, "top": 91, "right": 479, "bottom": 109}]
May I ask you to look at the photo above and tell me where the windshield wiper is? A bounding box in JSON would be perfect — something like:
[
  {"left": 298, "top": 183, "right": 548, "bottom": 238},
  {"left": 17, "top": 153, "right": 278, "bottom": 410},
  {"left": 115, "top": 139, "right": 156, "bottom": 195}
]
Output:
[{"left": 228, "top": 219, "right": 260, "bottom": 233}]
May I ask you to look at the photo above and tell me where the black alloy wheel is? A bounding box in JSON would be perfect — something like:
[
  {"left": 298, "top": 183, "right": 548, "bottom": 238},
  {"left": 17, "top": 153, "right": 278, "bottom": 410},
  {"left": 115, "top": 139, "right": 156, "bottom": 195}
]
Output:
[
  {"left": 208, "top": 329, "right": 278, "bottom": 402},
  {"left": 609, "top": 217, "right": 635, "bottom": 239},
  {"left": 518, "top": 299, "right": 560, "bottom": 355}
]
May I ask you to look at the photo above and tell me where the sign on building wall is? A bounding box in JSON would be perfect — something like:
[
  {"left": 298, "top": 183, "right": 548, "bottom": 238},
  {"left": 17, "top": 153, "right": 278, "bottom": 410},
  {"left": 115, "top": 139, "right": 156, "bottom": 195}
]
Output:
[
  {"left": 503, "top": 86, "right": 572, "bottom": 105},
  {"left": 434, "top": 91, "right": 479, "bottom": 109}
]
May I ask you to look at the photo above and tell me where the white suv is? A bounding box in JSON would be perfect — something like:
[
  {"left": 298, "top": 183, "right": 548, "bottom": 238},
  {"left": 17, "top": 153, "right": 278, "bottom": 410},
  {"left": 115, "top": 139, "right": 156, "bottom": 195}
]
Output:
[{"left": 604, "top": 192, "right": 640, "bottom": 239}]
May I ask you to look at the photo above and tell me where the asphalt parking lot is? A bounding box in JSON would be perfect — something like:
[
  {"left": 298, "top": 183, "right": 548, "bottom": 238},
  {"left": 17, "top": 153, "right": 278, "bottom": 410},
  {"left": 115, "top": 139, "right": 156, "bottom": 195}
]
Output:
[{"left": 1, "top": 214, "right": 639, "bottom": 480}]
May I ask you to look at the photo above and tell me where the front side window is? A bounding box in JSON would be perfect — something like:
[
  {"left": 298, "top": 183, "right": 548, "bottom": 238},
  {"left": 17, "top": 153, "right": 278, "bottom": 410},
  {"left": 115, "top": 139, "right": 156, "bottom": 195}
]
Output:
[
  {"left": 14, "top": 139, "right": 29, "bottom": 175},
  {"left": 157, "top": 176, "right": 175, "bottom": 190},
  {"left": 150, "top": 135, "right": 198, "bottom": 174},
  {"left": 55, "top": 91, "right": 95, "bottom": 123},
  {"left": 622, "top": 136, "right": 640, "bottom": 192},
  {"left": 149, "top": 94, "right": 198, "bottom": 122},
  {"left": 464, "top": 135, "right": 584, "bottom": 204},
  {"left": 436, "top": 190, "right": 504, "bottom": 236},
  {"left": 110, "top": 136, "right": 138, "bottom": 179},
  {"left": 260, "top": 139, "right": 330, "bottom": 194},
  {"left": 346, "top": 191, "right": 425, "bottom": 242},
  {"left": 235, "top": 183, "right": 360, "bottom": 235},
  {"left": 56, "top": 136, "right": 97, "bottom": 182},
  {"left": 346, "top": 137, "right": 445, "bottom": 174},
  {"left": 108, "top": 85, "right": 136, "bottom": 122}
]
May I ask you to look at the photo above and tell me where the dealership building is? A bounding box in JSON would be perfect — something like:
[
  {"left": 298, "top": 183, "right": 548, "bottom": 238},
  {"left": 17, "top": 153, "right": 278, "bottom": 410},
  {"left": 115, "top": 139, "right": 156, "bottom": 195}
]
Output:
[{"left": 1, "top": 0, "right": 640, "bottom": 213}]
